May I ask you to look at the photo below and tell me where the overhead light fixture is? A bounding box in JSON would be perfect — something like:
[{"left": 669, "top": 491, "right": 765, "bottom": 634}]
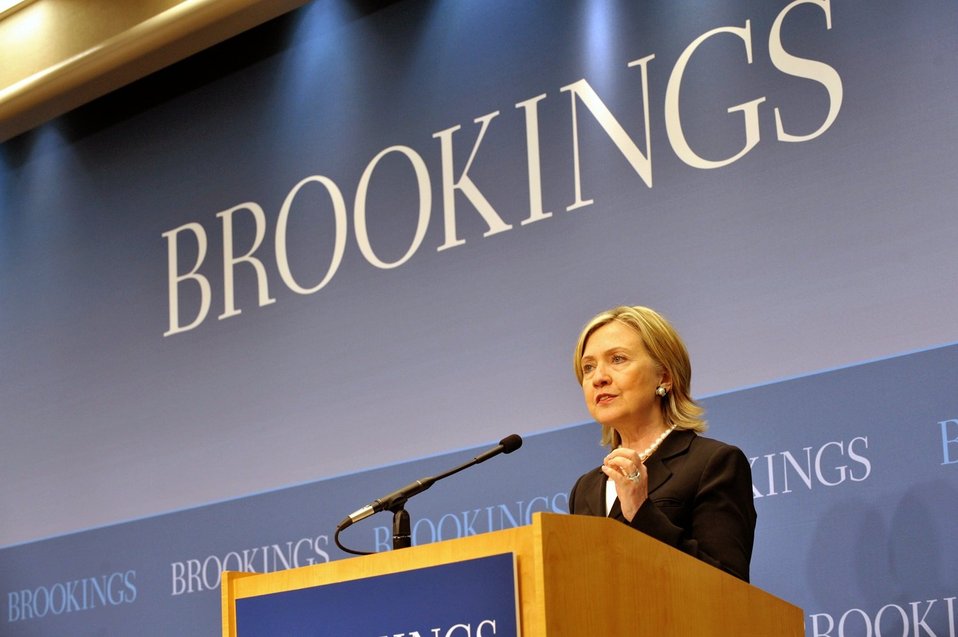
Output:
[{"left": 0, "top": 0, "right": 35, "bottom": 21}]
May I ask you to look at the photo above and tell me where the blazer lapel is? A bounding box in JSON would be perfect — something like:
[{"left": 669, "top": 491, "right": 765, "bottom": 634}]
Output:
[{"left": 645, "top": 429, "right": 694, "bottom": 495}]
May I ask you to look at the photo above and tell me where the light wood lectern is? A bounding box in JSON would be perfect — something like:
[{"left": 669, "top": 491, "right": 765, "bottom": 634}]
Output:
[{"left": 222, "top": 512, "right": 802, "bottom": 636}]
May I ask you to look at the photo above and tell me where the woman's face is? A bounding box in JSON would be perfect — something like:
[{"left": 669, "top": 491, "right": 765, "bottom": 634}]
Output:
[{"left": 580, "top": 321, "right": 667, "bottom": 431}]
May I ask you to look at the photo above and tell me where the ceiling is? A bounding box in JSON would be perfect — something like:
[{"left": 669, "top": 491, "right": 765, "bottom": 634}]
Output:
[{"left": 0, "top": 0, "right": 309, "bottom": 142}]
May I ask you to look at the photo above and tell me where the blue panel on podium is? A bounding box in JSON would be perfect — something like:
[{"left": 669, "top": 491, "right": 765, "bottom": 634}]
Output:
[{"left": 235, "top": 552, "right": 519, "bottom": 637}]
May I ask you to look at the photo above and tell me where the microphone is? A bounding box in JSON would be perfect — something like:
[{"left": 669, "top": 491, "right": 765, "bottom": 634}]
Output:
[{"left": 337, "top": 434, "right": 523, "bottom": 531}]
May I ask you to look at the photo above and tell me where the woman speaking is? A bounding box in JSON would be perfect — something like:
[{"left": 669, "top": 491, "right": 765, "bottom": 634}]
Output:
[{"left": 568, "top": 306, "right": 756, "bottom": 582}]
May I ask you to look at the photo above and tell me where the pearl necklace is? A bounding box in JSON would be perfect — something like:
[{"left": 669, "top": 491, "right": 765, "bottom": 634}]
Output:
[{"left": 637, "top": 424, "right": 676, "bottom": 462}]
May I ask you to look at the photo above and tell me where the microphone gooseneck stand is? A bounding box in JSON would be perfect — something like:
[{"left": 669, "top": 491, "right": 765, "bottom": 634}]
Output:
[
  {"left": 334, "top": 434, "right": 522, "bottom": 555},
  {"left": 392, "top": 507, "right": 411, "bottom": 550}
]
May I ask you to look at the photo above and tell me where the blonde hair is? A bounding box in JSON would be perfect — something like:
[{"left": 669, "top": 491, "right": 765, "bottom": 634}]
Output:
[{"left": 573, "top": 306, "right": 707, "bottom": 448}]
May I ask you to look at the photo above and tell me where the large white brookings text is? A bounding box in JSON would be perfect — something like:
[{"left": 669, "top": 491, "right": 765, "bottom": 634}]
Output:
[{"left": 162, "top": 0, "right": 843, "bottom": 336}]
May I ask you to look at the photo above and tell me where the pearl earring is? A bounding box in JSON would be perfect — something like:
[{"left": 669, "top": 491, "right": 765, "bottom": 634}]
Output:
[{"left": 656, "top": 386, "right": 668, "bottom": 397}]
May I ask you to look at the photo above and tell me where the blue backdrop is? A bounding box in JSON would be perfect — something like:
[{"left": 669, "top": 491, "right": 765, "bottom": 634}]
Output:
[{"left": 1, "top": 1, "right": 956, "bottom": 635}]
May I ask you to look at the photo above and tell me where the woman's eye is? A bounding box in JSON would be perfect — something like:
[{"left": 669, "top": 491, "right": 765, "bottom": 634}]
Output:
[
  {"left": 582, "top": 364, "right": 595, "bottom": 374},
  {"left": 611, "top": 354, "right": 625, "bottom": 363}
]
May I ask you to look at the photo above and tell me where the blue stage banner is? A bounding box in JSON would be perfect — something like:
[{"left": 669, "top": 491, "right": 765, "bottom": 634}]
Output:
[
  {"left": 235, "top": 553, "right": 518, "bottom": 637},
  {"left": 705, "top": 343, "right": 958, "bottom": 637}
]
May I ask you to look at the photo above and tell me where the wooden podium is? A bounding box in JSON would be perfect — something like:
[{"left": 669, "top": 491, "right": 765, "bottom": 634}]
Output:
[{"left": 222, "top": 512, "right": 802, "bottom": 636}]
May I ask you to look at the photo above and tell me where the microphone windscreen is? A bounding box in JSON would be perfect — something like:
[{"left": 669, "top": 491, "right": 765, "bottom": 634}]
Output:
[{"left": 500, "top": 434, "right": 523, "bottom": 454}]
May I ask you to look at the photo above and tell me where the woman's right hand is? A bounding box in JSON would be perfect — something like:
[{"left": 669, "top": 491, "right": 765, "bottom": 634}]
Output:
[{"left": 602, "top": 446, "right": 648, "bottom": 521}]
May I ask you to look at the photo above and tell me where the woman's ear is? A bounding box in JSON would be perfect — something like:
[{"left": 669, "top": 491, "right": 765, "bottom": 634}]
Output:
[{"left": 659, "top": 368, "right": 672, "bottom": 393}]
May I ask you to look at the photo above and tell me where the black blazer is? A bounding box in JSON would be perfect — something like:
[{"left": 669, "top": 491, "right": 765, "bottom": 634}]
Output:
[{"left": 569, "top": 429, "right": 756, "bottom": 582}]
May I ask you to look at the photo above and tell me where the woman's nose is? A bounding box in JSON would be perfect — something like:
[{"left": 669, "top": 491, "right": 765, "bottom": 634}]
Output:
[{"left": 591, "top": 364, "right": 610, "bottom": 385}]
